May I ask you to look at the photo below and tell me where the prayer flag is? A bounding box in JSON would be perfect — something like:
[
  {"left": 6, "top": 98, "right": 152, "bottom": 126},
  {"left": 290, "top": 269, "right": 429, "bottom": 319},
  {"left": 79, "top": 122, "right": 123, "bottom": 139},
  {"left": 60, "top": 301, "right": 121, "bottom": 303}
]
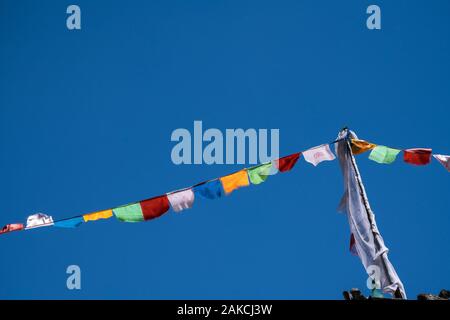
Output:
[
  {"left": 167, "top": 189, "right": 195, "bottom": 212},
  {"left": 368, "top": 146, "right": 401, "bottom": 164},
  {"left": 303, "top": 144, "right": 336, "bottom": 166},
  {"left": 54, "top": 216, "right": 84, "bottom": 228},
  {"left": 83, "top": 209, "right": 113, "bottom": 222},
  {"left": 140, "top": 195, "right": 170, "bottom": 220},
  {"left": 404, "top": 148, "right": 432, "bottom": 166},
  {"left": 433, "top": 154, "right": 450, "bottom": 172},
  {"left": 113, "top": 203, "right": 144, "bottom": 222},
  {"left": 351, "top": 139, "right": 376, "bottom": 155},
  {"left": 0, "top": 223, "right": 24, "bottom": 235},
  {"left": 273, "top": 153, "right": 301, "bottom": 172},
  {"left": 220, "top": 170, "right": 250, "bottom": 194},
  {"left": 193, "top": 180, "right": 224, "bottom": 199},
  {"left": 247, "top": 162, "right": 276, "bottom": 185},
  {"left": 26, "top": 213, "right": 54, "bottom": 229}
]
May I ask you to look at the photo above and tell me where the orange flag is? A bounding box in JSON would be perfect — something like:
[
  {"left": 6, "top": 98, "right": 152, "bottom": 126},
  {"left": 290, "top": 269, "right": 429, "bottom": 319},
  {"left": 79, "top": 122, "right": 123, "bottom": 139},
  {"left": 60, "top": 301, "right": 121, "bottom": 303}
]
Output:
[
  {"left": 220, "top": 170, "right": 250, "bottom": 194},
  {"left": 83, "top": 209, "right": 113, "bottom": 222},
  {"left": 351, "top": 139, "right": 376, "bottom": 155}
]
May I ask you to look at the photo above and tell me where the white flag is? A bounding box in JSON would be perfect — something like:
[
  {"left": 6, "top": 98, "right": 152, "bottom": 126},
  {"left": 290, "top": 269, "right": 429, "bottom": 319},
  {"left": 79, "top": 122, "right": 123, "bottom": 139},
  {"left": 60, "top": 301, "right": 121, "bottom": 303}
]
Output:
[
  {"left": 336, "top": 129, "right": 406, "bottom": 298},
  {"left": 433, "top": 154, "right": 450, "bottom": 172},
  {"left": 303, "top": 144, "right": 336, "bottom": 166},
  {"left": 26, "top": 213, "right": 54, "bottom": 229},
  {"left": 167, "top": 189, "right": 195, "bottom": 212}
]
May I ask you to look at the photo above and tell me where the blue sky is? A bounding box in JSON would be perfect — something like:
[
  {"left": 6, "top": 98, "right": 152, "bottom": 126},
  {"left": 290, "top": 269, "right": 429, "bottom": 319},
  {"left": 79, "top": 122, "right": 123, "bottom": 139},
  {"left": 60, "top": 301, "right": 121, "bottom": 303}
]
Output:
[{"left": 0, "top": 0, "right": 449, "bottom": 299}]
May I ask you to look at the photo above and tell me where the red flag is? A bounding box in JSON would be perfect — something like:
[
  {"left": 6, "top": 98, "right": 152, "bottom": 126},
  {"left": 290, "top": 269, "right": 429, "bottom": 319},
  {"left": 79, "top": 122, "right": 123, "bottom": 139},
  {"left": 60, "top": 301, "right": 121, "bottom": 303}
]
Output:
[
  {"left": 349, "top": 233, "right": 358, "bottom": 256},
  {"left": 0, "top": 223, "right": 24, "bottom": 235},
  {"left": 274, "top": 152, "right": 301, "bottom": 172},
  {"left": 140, "top": 195, "right": 170, "bottom": 221},
  {"left": 403, "top": 148, "right": 432, "bottom": 166}
]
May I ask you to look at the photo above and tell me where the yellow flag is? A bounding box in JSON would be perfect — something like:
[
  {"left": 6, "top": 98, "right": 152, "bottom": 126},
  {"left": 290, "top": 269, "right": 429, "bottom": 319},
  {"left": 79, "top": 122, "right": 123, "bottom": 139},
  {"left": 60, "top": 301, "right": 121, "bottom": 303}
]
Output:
[
  {"left": 220, "top": 170, "right": 250, "bottom": 194},
  {"left": 83, "top": 209, "right": 113, "bottom": 222},
  {"left": 351, "top": 139, "right": 376, "bottom": 155}
]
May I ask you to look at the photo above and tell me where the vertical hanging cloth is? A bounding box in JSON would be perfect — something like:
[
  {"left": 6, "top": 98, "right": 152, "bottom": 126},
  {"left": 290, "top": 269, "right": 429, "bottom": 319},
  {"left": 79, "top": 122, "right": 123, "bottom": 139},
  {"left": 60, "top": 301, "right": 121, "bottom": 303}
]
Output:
[{"left": 336, "top": 129, "right": 406, "bottom": 299}]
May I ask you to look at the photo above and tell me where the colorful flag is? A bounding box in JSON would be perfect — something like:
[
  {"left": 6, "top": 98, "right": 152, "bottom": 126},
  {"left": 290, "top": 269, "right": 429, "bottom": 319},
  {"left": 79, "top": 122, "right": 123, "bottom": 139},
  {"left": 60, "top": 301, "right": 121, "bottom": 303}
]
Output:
[
  {"left": 113, "top": 203, "right": 144, "bottom": 222},
  {"left": 54, "top": 216, "right": 84, "bottom": 228},
  {"left": 167, "top": 189, "right": 195, "bottom": 212},
  {"left": 194, "top": 180, "right": 224, "bottom": 199},
  {"left": 404, "top": 148, "right": 432, "bottom": 166},
  {"left": 0, "top": 223, "right": 24, "bottom": 235},
  {"left": 140, "top": 195, "right": 170, "bottom": 220},
  {"left": 273, "top": 153, "right": 301, "bottom": 172},
  {"left": 368, "top": 146, "right": 401, "bottom": 164},
  {"left": 303, "top": 144, "right": 336, "bottom": 166},
  {"left": 351, "top": 139, "right": 376, "bottom": 155},
  {"left": 247, "top": 162, "right": 276, "bottom": 185},
  {"left": 83, "top": 209, "right": 113, "bottom": 222},
  {"left": 26, "top": 213, "right": 54, "bottom": 229},
  {"left": 433, "top": 154, "right": 450, "bottom": 172},
  {"left": 220, "top": 170, "right": 250, "bottom": 194}
]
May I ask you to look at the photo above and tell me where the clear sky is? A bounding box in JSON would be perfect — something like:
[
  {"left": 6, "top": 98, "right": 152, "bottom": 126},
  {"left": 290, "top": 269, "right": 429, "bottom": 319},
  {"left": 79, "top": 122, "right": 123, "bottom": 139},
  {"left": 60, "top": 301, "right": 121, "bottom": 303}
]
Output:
[{"left": 0, "top": 0, "right": 449, "bottom": 299}]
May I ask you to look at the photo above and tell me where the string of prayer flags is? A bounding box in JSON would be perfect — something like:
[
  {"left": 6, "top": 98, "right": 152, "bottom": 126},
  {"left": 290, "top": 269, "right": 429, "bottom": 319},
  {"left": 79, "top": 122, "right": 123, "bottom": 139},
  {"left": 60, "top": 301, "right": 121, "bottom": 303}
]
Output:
[
  {"left": 194, "top": 179, "right": 224, "bottom": 200},
  {"left": 351, "top": 139, "right": 376, "bottom": 155},
  {"left": 368, "top": 146, "right": 401, "bottom": 164},
  {"left": 433, "top": 154, "right": 450, "bottom": 172},
  {"left": 303, "top": 144, "right": 336, "bottom": 166},
  {"left": 54, "top": 216, "right": 84, "bottom": 228},
  {"left": 167, "top": 189, "right": 195, "bottom": 212},
  {"left": 0, "top": 223, "right": 24, "bottom": 235},
  {"left": 274, "top": 153, "right": 301, "bottom": 172},
  {"left": 404, "top": 148, "right": 432, "bottom": 166},
  {"left": 247, "top": 162, "right": 276, "bottom": 185},
  {"left": 2, "top": 132, "right": 449, "bottom": 237},
  {"left": 220, "top": 170, "right": 250, "bottom": 194},
  {"left": 83, "top": 209, "right": 113, "bottom": 222},
  {"left": 26, "top": 213, "right": 54, "bottom": 229}
]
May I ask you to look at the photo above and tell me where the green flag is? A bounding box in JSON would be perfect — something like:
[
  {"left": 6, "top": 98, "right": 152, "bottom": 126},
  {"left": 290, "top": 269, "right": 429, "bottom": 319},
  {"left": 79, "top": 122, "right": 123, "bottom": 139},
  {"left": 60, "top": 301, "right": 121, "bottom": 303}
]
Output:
[
  {"left": 247, "top": 162, "right": 276, "bottom": 185},
  {"left": 368, "top": 146, "right": 401, "bottom": 164},
  {"left": 113, "top": 203, "right": 144, "bottom": 222}
]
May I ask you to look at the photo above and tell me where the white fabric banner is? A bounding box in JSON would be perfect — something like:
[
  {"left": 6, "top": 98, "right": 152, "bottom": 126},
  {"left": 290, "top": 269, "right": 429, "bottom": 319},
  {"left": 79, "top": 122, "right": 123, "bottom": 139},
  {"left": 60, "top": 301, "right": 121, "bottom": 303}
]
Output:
[
  {"left": 336, "top": 129, "right": 406, "bottom": 298},
  {"left": 433, "top": 154, "right": 450, "bottom": 171},
  {"left": 303, "top": 144, "right": 336, "bottom": 166},
  {"left": 26, "top": 213, "right": 54, "bottom": 229},
  {"left": 167, "top": 189, "right": 195, "bottom": 212}
]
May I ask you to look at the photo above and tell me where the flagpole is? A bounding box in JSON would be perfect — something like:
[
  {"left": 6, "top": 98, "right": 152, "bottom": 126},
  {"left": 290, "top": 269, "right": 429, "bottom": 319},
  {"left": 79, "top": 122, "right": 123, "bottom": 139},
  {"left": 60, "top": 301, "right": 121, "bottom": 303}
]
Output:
[{"left": 341, "top": 128, "right": 405, "bottom": 299}]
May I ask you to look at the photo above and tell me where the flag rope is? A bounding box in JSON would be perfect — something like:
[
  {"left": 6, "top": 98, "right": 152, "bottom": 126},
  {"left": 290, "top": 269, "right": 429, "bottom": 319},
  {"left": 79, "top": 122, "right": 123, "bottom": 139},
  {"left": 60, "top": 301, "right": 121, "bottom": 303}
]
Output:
[{"left": 1, "top": 133, "right": 449, "bottom": 236}]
